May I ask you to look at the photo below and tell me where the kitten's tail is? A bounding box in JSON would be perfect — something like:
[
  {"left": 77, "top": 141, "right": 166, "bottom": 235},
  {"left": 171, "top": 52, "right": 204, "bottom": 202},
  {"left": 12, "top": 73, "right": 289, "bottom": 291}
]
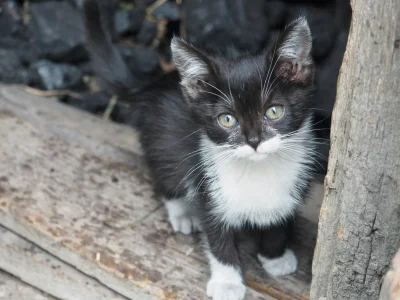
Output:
[{"left": 83, "top": 0, "right": 145, "bottom": 95}]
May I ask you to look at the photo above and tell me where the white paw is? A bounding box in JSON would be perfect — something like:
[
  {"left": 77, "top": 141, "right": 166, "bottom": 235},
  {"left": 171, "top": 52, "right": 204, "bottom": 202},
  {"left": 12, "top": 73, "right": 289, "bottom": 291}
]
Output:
[
  {"left": 258, "top": 249, "right": 298, "bottom": 277},
  {"left": 164, "top": 199, "right": 202, "bottom": 235},
  {"left": 206, "top": 279, "right": 246, "bottom": 300},
  {"left": 169, "top": 214, "right": 202, "bottom": 234}
]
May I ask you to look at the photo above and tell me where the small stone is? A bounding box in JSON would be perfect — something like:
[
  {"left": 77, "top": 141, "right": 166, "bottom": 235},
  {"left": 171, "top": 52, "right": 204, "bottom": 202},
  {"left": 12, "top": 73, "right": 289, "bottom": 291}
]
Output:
[
  {"left": 153, "top": 2, "right": 180, "bottom": 21},
  {"left": 29, "top": 1, "right": 88, "bottom": 63},
  {"left": 0, "top": 49, "right": 38, "bottom": 85},
  {"left": 34, "top": 60, "right": 83, "bottom": 90},
  {"left": 136, "top": 20, "right": 158, "bottom": 45},
  {"left": 114, "top": 8, "right": 145, "bottom": 37},
  {"left": 0, "top": 37, "right": 41, "bottom": 65},
  {"left": 117, "top": 44, "right": 159, "bottom": 76},
  {"left": 0, "top": 1, "right": 26, "bottom": 39},
  {"left": 59, "top": 91, "right": 111, "bottom": 114},
  {"left": 183, "top": 0, "right": 268, "bottom": 56},
  {"left": 264, "top": 0, "right": 287, "bottom": 28}
]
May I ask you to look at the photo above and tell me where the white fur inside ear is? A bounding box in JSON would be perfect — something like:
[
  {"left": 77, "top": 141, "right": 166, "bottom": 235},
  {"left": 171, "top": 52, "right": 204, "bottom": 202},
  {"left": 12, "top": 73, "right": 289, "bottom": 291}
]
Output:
[
  {"left": 258, "top": 249, "right": 298, "bottom": 277},
  {"left": 279, "top": 17, "right": 312, "bottom": 61},
  {"left": 171, "top": 38, "right": 208, "bottom": 79}
]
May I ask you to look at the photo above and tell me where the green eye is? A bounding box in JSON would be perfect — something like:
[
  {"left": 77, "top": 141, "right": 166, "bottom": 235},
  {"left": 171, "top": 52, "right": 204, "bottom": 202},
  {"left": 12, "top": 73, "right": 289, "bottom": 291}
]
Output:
[
  {"left": 218, "top": 114, "right": 239, "bottom": 128},
  {"left": 265, "top": 105, "right": 284, "bottom": 120}
]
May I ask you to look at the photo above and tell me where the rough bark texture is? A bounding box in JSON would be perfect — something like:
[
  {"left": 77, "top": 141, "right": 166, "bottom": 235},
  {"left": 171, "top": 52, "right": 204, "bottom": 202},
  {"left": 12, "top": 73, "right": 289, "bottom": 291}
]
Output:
[
  {"left": 0, "top": 85, "right": 323, "bottom": 300},
  {"left": 310, "top": 0, "right": 400, "bottom": 299}
]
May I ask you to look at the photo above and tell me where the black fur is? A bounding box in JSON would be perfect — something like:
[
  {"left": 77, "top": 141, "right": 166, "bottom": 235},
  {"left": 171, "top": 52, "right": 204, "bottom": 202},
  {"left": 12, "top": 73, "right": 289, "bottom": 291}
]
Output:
[{"left": 84, "top": 0, "right": 316, "bottom": 293}]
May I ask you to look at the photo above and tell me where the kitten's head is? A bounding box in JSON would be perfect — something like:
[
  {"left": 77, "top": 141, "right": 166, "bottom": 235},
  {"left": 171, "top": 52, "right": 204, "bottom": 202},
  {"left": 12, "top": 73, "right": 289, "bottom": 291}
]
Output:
[{"left": 171, "top": 17, "right": 315, "bottom": 161}]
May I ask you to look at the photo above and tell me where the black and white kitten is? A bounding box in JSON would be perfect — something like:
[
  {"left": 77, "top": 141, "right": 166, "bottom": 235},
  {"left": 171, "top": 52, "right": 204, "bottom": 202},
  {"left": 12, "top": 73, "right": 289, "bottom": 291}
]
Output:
[{"left": 84, "top": 1, "right": 316, "bottom": 299}]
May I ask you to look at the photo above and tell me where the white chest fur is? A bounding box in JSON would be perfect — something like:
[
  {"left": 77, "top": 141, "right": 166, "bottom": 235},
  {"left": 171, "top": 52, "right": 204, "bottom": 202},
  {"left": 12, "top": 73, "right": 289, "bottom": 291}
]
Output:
[{"left": 201, "top": 139, "right": 310, "bottom": 228}]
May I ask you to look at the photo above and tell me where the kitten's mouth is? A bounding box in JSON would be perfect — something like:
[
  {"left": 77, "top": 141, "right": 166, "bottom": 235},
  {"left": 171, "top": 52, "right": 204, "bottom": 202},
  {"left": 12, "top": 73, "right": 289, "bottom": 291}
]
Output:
[{"left": 233, "top": 137, "right": 282, "bottom": 160}]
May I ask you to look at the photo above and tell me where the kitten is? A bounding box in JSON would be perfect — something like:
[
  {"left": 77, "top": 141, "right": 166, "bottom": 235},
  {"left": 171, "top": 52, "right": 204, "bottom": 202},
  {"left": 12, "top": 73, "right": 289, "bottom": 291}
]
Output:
[{"left": 84, "top": 1, "right": 316, "bottom": 299}]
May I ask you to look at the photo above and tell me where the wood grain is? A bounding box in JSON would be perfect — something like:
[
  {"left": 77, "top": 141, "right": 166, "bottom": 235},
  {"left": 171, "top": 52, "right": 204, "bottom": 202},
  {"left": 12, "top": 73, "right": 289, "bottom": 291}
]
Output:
[
  {"left": 310, "top": 0, "right": 400, "bottom": 299},
  {"left": 0, "top": 226, "right": 126, "bottom": 300},
  {"left": 0, "top": 85, "right": 320, "bottom": 299},
  {"left": 0, "top": 270, "right": 56, "bottom": 300}
]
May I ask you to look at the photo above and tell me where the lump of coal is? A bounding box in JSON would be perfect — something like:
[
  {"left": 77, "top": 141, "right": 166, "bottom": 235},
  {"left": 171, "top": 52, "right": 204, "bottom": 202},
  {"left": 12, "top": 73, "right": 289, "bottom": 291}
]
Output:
[
  {"left": 114, "top": 8, "right": 145, "bottom": 37},
  {"left": 33, "top": 60, "right": 83, "bottom": 90},
  {"left": 264, "top": 0, "right": 287, "bottom": 29},
  {"left": 153, "top": 1, "right": 180, "bottom": 21},
  {"left": 60, "top": 91, "right": 111, "bottom": 114},
  {"left": 183, "top": 0, "right": 269, "bottom": 56},
  {"left": 0, "top": 49, "right": 38, "bottom": 85},
  {"left": 0, "top": 1, "right": 27, "bottom": 39},
  {"left": 117, "top": 44, "right": 159, "bottom": 76},
  {"left": 29, "top": 1, "right": 88, "bottom": 63},
  {"left": 0, "top": 37, "right": 41, "bottom": 65},
  {"left": 136, "top": 20, "right": 158, "bottom": 45}
]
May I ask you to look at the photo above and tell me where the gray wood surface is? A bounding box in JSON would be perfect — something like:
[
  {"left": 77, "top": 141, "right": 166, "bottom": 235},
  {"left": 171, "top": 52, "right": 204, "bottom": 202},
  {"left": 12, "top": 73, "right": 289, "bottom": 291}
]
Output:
[
  {"left": 0, "top": 85, "right": 321, "bottom": 299},
  {"left": 310, "top": 0, "right": 400, "bottom": 299},
  {"left": 0, "top": 226, "right": 126, "bottom": 300},
  {"left": 0, "top": 270, "right": 56, "bottom": 300}
]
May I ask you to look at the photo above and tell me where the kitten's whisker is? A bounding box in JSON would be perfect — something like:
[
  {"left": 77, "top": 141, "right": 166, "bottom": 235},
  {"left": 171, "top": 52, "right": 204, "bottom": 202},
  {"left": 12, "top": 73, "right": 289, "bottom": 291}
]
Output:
[
  {"left": 264, "top": 72, "right": 284, "bottom": 99},
  {"left": 164, "top": 129, "right": 202, "bottom": 148},
  {"left": 175, "top": 149, "right": 232, "bottom": 192},
  {"left": 263, "top": 52, "right": 283, "bottom": 99},
  {"left": 198, "top": 90, "right": 231, "bottom": 105},
  {"left": 262, "top": 35, "right": 280, "bottom": 96},
  {"left": 197, "top": 79, "right": 232, "bottom": 105},
  {"left": 227, "top": 77, "right": 235, "bottom": 106}
]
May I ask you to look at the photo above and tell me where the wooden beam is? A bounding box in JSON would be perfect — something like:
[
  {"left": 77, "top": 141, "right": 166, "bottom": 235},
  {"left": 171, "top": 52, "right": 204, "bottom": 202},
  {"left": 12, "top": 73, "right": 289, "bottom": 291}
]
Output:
[
  {"left": 0, "top": 270, "right": 56, "bottom": 300},
  {"left": 310, "top": 0, "right": 400, "bottom": 299},
  {"left": 0, "top": 226, "right": 126, "bottom": 300},
  {"left": 0, "top": 85, "right": 320, "bottom": 299}
]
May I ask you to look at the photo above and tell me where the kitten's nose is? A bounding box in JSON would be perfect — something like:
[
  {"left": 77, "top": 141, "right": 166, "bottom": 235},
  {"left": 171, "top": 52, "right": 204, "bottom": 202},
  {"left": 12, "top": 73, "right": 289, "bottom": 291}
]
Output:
[{"left": 247, "top": 135, "right": 260, "bottom": 150}]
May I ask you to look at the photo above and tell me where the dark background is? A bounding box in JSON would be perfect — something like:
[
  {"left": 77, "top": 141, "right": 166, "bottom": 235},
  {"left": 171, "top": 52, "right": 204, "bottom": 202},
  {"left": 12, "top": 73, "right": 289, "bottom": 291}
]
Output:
[{"left": 0, "top": 0, "right": 352, "bottom": 172}]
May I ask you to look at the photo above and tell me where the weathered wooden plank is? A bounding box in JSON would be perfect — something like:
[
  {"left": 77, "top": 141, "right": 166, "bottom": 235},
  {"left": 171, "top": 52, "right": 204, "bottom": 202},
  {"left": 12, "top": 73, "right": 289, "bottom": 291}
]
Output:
[
  {"left": 0, "top": 270, "right": 56, "bottom": 300},
  {"left": 0, "top": 85, "right": 321, "bottom": 299},
  {"left": 0, "top": 226, "right": 126, "bottom": 300},
  {"left": 310, "top": 0, "right": 400, "bottom": 299},
  {"left": 0, "top": 86, "right": 144, "bottom": 169}
]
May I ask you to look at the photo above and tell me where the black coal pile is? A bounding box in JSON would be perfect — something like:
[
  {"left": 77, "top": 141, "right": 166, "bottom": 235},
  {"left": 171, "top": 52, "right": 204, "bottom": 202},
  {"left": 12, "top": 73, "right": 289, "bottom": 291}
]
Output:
[{"left": 0, "top": 0, "right": 351, "bottom": 172}]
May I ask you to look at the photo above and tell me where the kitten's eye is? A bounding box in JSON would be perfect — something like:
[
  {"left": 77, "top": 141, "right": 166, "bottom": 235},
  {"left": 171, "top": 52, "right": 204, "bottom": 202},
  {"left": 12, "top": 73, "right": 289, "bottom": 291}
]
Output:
[
  {"left": 265, "top": 105, "right": 284, "bottom": 120},
  {"left": 218, "top": 114, "right": 239, "bottom": 128}
]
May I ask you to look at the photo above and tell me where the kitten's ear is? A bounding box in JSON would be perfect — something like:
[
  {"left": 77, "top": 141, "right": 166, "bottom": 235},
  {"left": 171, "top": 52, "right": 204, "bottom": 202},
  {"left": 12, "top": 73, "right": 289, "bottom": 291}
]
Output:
[
  {"left": 171, "top": 37, "right": 215, "bottom": 98},
  {"left": 273, "top": 17, "right": 314, "bottom": 85}
]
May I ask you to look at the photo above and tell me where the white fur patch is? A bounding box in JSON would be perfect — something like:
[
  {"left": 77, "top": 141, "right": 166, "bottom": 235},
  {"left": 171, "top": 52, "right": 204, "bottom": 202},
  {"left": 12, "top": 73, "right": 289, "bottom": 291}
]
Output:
[
  {"left": 164, "top": 198, "right": 202, "bottom": 234},
  {"left": 258, "top": 249, "right": 298, "bottom": 277},
  {"left": 206, "top": 251, "right": 246, "bottom": 300},
  {"left": 233, "top": 136, "right": 282, "bottom": 161},
  {"left": 200, "top": 120, "right": 313, "bottom": 228}
]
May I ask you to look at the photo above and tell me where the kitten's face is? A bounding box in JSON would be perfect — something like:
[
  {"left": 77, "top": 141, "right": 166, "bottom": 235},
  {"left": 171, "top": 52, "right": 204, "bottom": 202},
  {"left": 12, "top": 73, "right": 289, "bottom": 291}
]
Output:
[{"left": 172, "top": 18, "right": 315, "bottom": 160}]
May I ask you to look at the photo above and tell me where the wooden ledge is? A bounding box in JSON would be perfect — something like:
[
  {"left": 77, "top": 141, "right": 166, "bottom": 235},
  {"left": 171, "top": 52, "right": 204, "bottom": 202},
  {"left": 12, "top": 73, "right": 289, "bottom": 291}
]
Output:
[{"left": 0, "top": 85, "right": 322, "bottom": 300}]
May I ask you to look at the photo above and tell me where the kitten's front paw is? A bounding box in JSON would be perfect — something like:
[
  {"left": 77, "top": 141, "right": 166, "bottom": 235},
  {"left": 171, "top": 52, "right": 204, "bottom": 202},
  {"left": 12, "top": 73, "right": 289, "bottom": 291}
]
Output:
[
  {"left": 258, "top": 249, "right": 298, "bottom": 277},
  {"left": 165, "top": 199, "right": 202, "bottom": 234},
  {"left": 169, "top": 215, "right": 202, "bottom": 235},
  {"left": 206, "top": 279, "right": 246, "bottom": 300}
]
